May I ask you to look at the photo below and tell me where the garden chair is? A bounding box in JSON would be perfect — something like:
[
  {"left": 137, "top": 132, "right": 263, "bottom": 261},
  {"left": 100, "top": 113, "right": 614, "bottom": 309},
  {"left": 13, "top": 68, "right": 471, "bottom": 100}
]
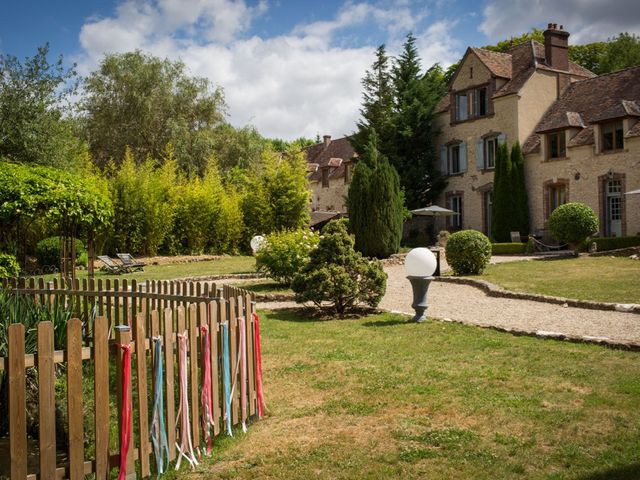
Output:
[
  {"left": 116, "top": 253, "right": 146, "bottom": 272},
  {"left": 98, "top": 255, "right": 130, "bottom": 274}
]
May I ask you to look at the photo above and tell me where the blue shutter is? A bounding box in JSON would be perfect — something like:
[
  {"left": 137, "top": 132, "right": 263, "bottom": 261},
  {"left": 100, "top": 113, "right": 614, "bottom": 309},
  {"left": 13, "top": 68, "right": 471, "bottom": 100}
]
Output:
[
  {"left": 459, "top": 141, "right": 467, "bottom": 172},
  {"left": 476, "top": 138, "right": 484, "bottom": 170},
  {"left": 440, "top": 145, "right": 448, "bottom": 175},
  {"left": 498, "top": 133, "right": 507, "bottom": 145}
]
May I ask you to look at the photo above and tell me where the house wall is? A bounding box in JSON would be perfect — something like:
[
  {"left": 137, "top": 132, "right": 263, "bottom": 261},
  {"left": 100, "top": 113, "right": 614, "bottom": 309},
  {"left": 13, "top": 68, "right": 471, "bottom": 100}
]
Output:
[
  {"left": 309, "top": 179, "right": 349, "bottom": 212},
  {"left": 516, "top": 70, "right": 559, "bottom": 143},
  {"left": 525, "top": 134, "right": 640, "bottom": 237},
  {"left": 451, "top": 53, "right": 492, "bottom": 91}
]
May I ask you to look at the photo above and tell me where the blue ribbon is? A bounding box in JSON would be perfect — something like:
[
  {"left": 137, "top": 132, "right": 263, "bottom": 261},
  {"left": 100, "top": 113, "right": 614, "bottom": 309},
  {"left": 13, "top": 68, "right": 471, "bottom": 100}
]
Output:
[
  {"left": 222, "top": 322, "right": 233, "bottom": 436},
  {"left": 151, "top": 337, "right": 170, "bottom": 477}
]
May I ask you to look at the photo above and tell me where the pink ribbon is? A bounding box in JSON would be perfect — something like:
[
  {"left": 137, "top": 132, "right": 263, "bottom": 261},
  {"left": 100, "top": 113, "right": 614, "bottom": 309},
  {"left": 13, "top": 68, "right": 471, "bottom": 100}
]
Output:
[
  {"left": 200, "top": 325, "right": 214, "bottom": 454},
  {"left": 252, "top": 312, "right": 266, "bottom": 418},
  {"left": 117, "top": 343, "right": 132, "bottom": 480}
]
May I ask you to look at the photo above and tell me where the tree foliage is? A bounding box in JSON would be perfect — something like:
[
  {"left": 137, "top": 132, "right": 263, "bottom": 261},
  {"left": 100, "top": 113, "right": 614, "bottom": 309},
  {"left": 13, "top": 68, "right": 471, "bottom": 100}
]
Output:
[
  {"left": 291, "top": 220, "right": 387, "bottom": 315},
  {"left": 0, "top": 44, "right": 84, "bottom": 169},
  {"left": 347, "top": 132, "right": 404, "bottom": 258},
  {"left": 256, "top": 229, "right": 320, "bottom": 285},
  {"left": 510, "top": 142, "right": 530, "bottom": 236},
  {"left": 81, "top": 51, "right": 226, "bottom": 175},
  {"left": 491, "top": 142, "right": 529, "bottom": 241},
  {"left": 445, "top": 230, "right": 492, "bottom": 276}
]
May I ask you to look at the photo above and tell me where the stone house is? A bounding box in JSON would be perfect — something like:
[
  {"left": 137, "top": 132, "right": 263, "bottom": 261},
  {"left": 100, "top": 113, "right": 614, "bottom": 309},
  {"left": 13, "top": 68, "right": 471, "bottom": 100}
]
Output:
[
  {"left": 303, "top": 135, "right": 356, "bottom": 214},
  {"left": 432, "top": 24, "right": 640, "bottom": 238}
]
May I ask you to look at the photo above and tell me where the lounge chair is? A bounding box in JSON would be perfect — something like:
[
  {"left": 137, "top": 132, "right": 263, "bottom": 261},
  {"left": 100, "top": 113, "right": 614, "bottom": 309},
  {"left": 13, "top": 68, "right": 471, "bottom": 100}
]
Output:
[
  {"left": 98, "top": 255, "right": 130, "bottom": 274},
  {"left": 116, "top": 253, "right": 146, "bottom": 272}
]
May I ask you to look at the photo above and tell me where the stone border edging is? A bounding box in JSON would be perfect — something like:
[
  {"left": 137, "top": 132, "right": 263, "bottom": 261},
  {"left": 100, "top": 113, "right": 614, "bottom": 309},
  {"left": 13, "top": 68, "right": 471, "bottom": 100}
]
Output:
[
  {"left": 434, "top": 276, "right": 640, "bottom": 315},
  {"left": 175, "top": 273, "right": 266, "bottom": 282},
  {"left": 252, "top": 292, "right": 295, "bottom": 302},
  {"left": 383, "top": 310, "right": 640, "bottom": 351}
]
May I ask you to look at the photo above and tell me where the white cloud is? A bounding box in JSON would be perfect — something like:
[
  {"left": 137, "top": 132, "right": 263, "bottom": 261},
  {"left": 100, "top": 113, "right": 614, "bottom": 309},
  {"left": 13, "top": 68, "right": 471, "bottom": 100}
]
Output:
[
  {"left": 480, "top": 0, "right": 640, "bottom": 43},
  {"left": 76, "top": 0, "right": 459, "bottom": 139}
]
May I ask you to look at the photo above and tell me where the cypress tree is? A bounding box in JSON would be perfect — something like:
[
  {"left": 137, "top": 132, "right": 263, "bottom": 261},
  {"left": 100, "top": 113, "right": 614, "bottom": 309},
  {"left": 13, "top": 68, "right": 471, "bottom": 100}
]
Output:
[
  {"left": 510, "top": 142, "right": 530, "bottom": 236},
  {"left": 347, "top": 131, "right": 404, "bottom": 258},
  {"left": 491, "top": 142, "right": 513, "bottom": 242}
]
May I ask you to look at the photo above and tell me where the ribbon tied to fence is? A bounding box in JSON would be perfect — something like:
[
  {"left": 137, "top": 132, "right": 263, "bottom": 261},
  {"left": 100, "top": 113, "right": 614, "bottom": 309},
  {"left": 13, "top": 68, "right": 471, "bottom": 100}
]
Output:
[
  {"left": 175, "top": 331, "right": 198, "bottom": 470},
  {"left": 150, "top": 336, "right": 170, "bottom": 477},
  {"left": 116, "top": 342, "right": 133, "bottom": 480},
  {"left": 200, "top": 325, "right": 215, "bottom": 454}
]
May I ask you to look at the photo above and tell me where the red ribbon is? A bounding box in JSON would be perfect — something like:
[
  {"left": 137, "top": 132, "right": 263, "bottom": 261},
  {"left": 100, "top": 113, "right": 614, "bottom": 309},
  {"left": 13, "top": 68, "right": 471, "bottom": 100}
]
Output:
[
  {"left": 200, "top": 325, "right": 214, "bottom": 455},
  {"left": 252, "top": 312, "right": 266, "bottom": 418},
  {"left": 117, "top": 343, "right": 132, "bottom": 480}
]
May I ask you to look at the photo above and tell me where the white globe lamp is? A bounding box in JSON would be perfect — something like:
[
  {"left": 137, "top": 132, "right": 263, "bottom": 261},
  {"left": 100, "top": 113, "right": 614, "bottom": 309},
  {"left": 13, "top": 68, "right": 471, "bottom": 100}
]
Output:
[
  {"left": 405, "top": 247, "right": 437, "bottom": 323},
  {"left": 250, "top": 235, "right": 266, "bottom": 255}
]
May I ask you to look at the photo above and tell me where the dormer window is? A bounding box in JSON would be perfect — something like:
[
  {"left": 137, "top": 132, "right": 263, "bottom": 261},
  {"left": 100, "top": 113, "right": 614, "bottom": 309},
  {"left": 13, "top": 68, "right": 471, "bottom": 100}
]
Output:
[
  {"left": 547, "top": 131, "right": 566, "bottom": 159},
  {"left": 601, "top": 121, "right": 624, "bottom": 151},
  {"left": 454, "top": 86, "right": 490, "bottom": 122},
  {"left": 321, "top": 168, "right": 329, "bottom": 188}
]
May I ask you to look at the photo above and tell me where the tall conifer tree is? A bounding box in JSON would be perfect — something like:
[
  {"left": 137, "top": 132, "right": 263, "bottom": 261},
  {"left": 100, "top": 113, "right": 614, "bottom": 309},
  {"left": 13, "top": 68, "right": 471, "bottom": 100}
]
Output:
[
  {"left": 491, "top": 142, "right": 513, "bottom": 242},
  {"left": 510, "top": 142, "right": 530, "bottom": 236},
  {"left": 347, "top": 131, "right": 404, "bottom": 258}
]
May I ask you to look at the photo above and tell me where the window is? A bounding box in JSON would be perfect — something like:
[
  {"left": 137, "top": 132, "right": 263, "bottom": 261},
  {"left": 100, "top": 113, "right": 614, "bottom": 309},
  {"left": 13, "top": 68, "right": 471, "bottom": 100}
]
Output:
[
  {"left": 450, "top": 196, "right": 463, "bottom": 229},
  {"left": 449, "top": 145, "right": 461, "bottom": 174},
  {"left": 344, "top": 163, "right": 350, "bottom": 184},
  {"left": 321, "top": 168, "right": 329, "bottom": 188},
  {"left": 484, "top": 136, "right": 498, "bottom": 169},
  {"left": 601, "top": 121, "right": 624, "bottom": 151},
  {"left": 547, "top": 131, "right": 566, "bottom": 159},
  {"left": 455, "top": 93, "right": 468, "bottom": 121},
  {"left": 546, "top": 184, "right": 567, "bottom": 219},
  {"left": 475, "top": 87, "right": 488, "bottom": 117}
]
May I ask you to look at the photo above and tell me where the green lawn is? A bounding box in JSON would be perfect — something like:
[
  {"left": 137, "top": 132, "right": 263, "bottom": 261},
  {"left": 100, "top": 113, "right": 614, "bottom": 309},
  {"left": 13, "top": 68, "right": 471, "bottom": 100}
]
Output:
[
  {"left": 232, "top": 279, "right": 293, "bottom": 295},
  {"left": 478, "top": 257, "right": 640, "bottom": 304},
  {"left": 31, "top": 256, "right": 257, "bottom": 283},
  {"left": 185, "top": 310, "right": 640, "bottom": 480}
]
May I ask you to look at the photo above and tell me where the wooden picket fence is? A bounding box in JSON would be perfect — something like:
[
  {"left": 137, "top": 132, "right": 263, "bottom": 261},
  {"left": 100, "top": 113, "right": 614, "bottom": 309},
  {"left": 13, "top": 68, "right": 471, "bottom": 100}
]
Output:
[{"left": 0, "top": 278, "right": 261, "bottom": 479}]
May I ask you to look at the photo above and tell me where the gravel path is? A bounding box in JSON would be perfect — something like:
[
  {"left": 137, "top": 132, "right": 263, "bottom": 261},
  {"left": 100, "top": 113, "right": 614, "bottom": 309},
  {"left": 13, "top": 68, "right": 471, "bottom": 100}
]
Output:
[{"left": 259, "top": 257, "right": 640, "bottom": 345}]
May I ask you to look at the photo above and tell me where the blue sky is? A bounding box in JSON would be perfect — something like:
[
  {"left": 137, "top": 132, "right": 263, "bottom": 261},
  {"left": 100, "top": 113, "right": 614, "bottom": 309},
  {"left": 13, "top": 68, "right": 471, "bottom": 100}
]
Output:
[{"left": 1, "top": 0, "right": 639, "bottom": 139}]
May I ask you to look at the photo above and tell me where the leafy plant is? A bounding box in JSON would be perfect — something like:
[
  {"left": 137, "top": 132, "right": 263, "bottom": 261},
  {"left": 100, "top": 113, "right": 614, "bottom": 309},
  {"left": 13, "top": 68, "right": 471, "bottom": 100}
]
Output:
[
  {"left": 548, "top": 203, "right": 599, "bottom": 251},
  {"left": 256, "top": 229, "right": 320, "bottom": 285},
  {"left": 35, "top": 236, "right": 85, "bottom": 269},
  {"left": 445, "top": 230, "right": 492, "bottom": 275},
  {"left": 0, "top": 254, "right": 19, "bottom": 278},
  {"left": 291, "top": 220, "right": 387, "bottom": 314}
]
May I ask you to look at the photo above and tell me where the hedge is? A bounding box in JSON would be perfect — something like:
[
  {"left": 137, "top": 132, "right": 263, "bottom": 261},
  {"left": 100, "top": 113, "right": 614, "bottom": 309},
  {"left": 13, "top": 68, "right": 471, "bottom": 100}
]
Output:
[
  {"left": 491, "top": 242, "right": 526, "bottom": 255},
  {"left": 595, "top": 236, "right": 640, "bottom": 252}
]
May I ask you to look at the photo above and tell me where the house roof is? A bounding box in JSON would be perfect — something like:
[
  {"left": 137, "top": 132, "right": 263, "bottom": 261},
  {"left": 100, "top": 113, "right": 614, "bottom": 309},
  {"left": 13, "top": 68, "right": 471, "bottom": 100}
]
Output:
[
  {"left": 533, "top": 66, "right": 640, "bottom": 136},
  {"left": 303, "top": 136, "right": 356, "bottom": 182},
  {"left": 437, "top": 40, "right": 595, "bottom": 112}
]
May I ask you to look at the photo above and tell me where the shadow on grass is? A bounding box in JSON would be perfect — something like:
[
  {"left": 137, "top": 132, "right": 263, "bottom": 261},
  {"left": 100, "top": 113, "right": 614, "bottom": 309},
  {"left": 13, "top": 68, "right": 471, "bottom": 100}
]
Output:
[
  {"left": 577, "top": 464, "right": 640, "bottom": 480},
  {"left": 265, "top": 307, "right": 379, "bottom": 323},
  {"left": 362, "top": 319, "right": 410, "bottom": 327}
]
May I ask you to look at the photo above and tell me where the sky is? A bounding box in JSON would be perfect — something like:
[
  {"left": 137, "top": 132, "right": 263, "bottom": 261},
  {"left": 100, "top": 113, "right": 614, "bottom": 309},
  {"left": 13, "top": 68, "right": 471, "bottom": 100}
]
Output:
[{"left": 1, "top": 0, "right": 640, "bottom": 140}]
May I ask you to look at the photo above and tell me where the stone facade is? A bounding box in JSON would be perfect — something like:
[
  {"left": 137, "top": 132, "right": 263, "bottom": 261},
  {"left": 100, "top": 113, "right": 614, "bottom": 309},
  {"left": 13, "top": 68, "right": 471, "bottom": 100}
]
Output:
[
  {"left": 433, "top": 24, "right": 640, "bottom": 239},
  {"left": 303, "top": 135, "right": 355, "bottom": 215}
]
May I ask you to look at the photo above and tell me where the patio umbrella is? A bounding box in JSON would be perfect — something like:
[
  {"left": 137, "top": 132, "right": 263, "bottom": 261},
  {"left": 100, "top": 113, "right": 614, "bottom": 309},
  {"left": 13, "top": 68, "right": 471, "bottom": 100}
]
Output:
[
  {"left": 410, "top": 205, "right": 459, "bottom": 216},
  {"left": 624, "top": 188, "right": 640, "bottom": 195}
]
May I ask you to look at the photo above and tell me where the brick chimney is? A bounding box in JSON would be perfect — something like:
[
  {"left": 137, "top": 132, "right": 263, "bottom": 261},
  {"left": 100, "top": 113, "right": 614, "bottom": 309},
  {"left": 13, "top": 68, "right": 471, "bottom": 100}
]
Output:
[
  {"left": 544, "top": 23, "right": 570, "bottom": 71},
  {"left": 323, "top": 135, "right": 332, "bottom": 147}
]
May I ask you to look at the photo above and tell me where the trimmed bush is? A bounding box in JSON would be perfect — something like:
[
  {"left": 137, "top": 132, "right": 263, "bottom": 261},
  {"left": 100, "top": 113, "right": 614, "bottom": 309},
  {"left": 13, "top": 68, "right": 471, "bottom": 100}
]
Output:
[
  {"left": 548, "top": 203, "right": 599, "bottom": 250},
  {"left": 292, "top": 220, "right": 387, "bottom": 315},
  {"left": 35, "top": 237, "right": 85, "bottom": 269},
  {"left": 491, "top": 242, "right": 526, "bottom": 255},
  {"left": 445, "top": 230, "right": 492, "bottom": 275},
  {"left": 0, "top": 254, "right": 20, "bottom": 278},
  {"left": 256, "top": 229, "right": 320, "bottom": 285},
  {"left": 595, "top": 235, "right": 640, "bottom": 252}
]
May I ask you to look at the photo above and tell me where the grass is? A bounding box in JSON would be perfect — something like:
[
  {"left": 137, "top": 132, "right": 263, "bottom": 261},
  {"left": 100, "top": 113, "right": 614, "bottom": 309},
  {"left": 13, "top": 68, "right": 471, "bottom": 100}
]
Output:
[
  {"left": 187, "top": 309, "right": 640, "bottom": 480},
  {"left": 477, "top": 256, "right": 640, "bottom": 304},
  {"left": 31, "top": 256, "right": 257, "bottom": 283},
  {"left": 232, "top": 279, "right": 293, "bottom": 295}
]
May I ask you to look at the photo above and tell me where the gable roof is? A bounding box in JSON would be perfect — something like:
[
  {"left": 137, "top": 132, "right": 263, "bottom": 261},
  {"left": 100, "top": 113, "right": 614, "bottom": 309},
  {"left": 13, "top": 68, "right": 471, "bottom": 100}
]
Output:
[
  {"left": 438, "top": 40, "right": 595, "bottom": 112},
  {"left": 535, "top": 66, "right": 640, "bottom": 133},
  {"left": 523, "top": 66, "right": 640, "bottom": 152},
  {"left": 303, "top": 136, "right": 356, "bottom": 182}
]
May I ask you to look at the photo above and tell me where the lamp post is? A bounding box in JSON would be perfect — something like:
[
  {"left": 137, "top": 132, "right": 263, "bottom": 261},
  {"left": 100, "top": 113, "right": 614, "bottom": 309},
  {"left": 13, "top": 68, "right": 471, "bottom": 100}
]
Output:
[{"left": 405, "top": 248, "right": 437, "bottom": 323}]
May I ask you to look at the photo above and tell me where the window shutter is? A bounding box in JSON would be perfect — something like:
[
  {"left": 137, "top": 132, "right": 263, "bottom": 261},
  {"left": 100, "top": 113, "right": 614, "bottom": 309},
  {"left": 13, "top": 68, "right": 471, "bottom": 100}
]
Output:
[
  {"left": 476, "top": 138, "right": 484, "bottom": 170},
  {"left": 460, "top": 141, "right": 467, "bottom": 172},
  {"left": 498, "top": 133, "right": 507, "bottom": 145},
  {"left": 440, "top": 145, "right": 448, "bottom": 175}
]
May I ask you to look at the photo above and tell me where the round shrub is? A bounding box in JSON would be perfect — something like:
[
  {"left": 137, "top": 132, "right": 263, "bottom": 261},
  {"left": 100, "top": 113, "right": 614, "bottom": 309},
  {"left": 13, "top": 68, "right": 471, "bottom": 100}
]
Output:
[
  {"left": 35, "top": 236, "right": 85, "bottom": 268},
  {"left": 0, "top": 253, "right": 20, "bottom": 278},
  {"left": 548, "top": 203, "right": 598, "bottom": 250},
  {"left": 255, "top": 229, "right": 320, "bottom": 285},
  {"left": 445, "top": 230, "right": 492, "bottom": 275}
]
